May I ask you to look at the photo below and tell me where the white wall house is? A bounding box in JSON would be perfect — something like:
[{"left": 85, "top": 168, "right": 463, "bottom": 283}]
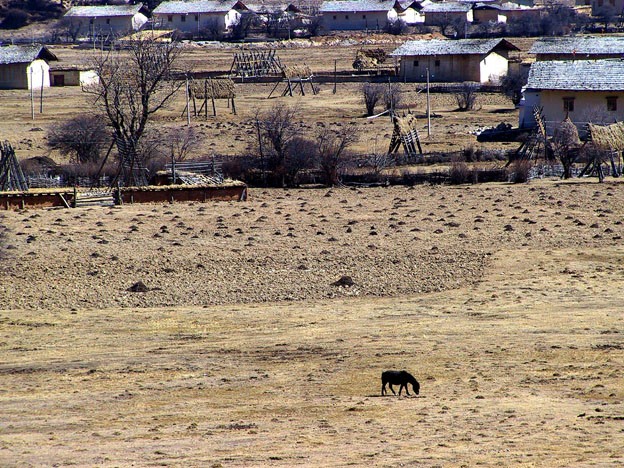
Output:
[
  {"left": 397, "top": 0, "right": 431, "bottom": 23},
  {"left": 63, "top": 5, "right": 148, "bottom": 37},
  {"left": 390, "top": 38, "right": 518, "bottom": 83},
  {"left": 153, "top": 0, "right": 249, "bottom": 34},
  {"left": 520, "top": 60, "right": 624, "bottom": 135},
  {"left": 320, "top": 0, "right": 400, "bottom": 30},
  {"left": 49, "top": 66, "right": 99, "bottom": 87},
  {"left": 0, "top": 45, "right": 58, "bottom": 90}
]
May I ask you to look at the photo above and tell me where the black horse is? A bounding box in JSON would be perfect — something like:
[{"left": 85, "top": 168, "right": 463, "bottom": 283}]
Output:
[{"left": 381, "top": 370, "right": 420, "bottom": 396}]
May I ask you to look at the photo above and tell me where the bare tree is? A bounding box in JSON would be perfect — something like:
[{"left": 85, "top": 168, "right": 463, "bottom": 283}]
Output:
[
  {"left": 47, "top": 114, "right": 110, "bottom": 164},
  {"left": 162, "top": 126, "right": 200, "bottom": 162},
  {"left": 361, "top": 83, "right": 383, "bottom": 116},
  {"left": 255, "top": 104, "right": 302, "bottom": 186},
  {"left": 500, "top": 67, "right": 529, "bottom": 106},
  {"left": 57, "top": 17, "right": 81, "bottom": 42},
  {"left": 383, "top": 83, "right": 403, "bottom": 112},
  {"left": 551, "top": 120, "right": 580, "bottom": 179},
  {"left": 84, "top": 37, "right": 185, "bottom": 185},
  {"left": 455, "top": 83, "right": 480, "bottom": 111},
  {"left": 316, "top": 124, "right": 358, "bottom": 185}
]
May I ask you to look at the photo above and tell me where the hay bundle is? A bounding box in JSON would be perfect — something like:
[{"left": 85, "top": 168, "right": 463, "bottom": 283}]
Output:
[
  {"left": 353, "top": 49, "right": 387, "bottom": 71},
  {"left": 588, "top": 121, "right": 624, "bottom": 151},
  {"left": 282, "top": 65, "right": 312, "bottom": 79},
  {"left": 191, "top": 78, "right": 235, "bottom": 99},
  {"left": 395, "top": 114, "right": 418, "bottom": 137},
  {"left": 362, "top": 48, "right": 387, "bottom": 63}
]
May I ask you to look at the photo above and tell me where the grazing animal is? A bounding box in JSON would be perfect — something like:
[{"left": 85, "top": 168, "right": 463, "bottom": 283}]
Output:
[{"left": 381, "top": 370, "right": 420, "bottom": 396}]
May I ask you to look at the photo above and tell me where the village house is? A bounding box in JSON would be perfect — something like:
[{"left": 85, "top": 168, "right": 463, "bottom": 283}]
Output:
[
  {"left": 320, "top": 0, "right": 399, "bottom": 30},
  {"left": 63, "top": 5, "right": 148, "bottom": 37},
  {"left": 0, "top": 45, "right": 58, "bottom": 90},
  {"left": 397, "top": 0, "right": 431, "bottom": 23},
  {"left": 529, "top": 36, "right": 624, "bottom": 61},
  {"left": 422, "top": 2, "right": 474, "bottom": 26},
  {"left": 519, "top": 60, "right": 624, "bottom": 134},
  {"left": 49, "top": 65, "right": 99, "bottom": 87},
  {"left": 153, "top": 0, "right": 249, "bottom": 34},
  {"left": 390, "top": 38, "right": 518, "bottom": 83},
  {"left": 472, "top": 2, "right": 541, "bottom": 23}
]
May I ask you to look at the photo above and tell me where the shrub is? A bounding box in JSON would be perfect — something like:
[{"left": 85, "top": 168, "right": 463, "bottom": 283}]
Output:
[
  {"left": 46, "top": 114, "right": 110, "bottom": 164},
  {"left": 500, "top": 67, "right": 529, "bottom": 106},
  {"left": 384, "top": 18, "right": 408, "bottom": 35},
  {"left": 383, "top": 84, "right": 402, "bottom": 111},
  {"left": 448, "top": 160, "right": 471, "bottom": 185},
  {"left": 508, "top": 159, "right": 531, "bottom": 183},
  {"left": 0, "top": 9, "right": 28, "bottom": 29},
  {"left": 361, "top": 83, "right": 383, "bottom": 116},
  {"left": 455, "top": 83, "right": 480, "bottom": 111}
]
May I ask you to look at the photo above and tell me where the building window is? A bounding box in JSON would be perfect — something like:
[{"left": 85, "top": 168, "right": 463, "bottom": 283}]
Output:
[
  {"left": 106, "top": 18, "right": 110, "bottom": 24},
  {"left": 181, "top": 15, "right": 186, "bottom": 22},
  {"left": 413, "top": 60, "right": 419, "bottom": 67},
  {"left": 89, "top": 19, "right": 93, "bottom": 24},
  {"left": 333, "top": 15, "right": 337, "bottom": 19},
  {"left": 363, "top": 14, "right": 366, "bottom": 18},
  {"left": 563, "top": 97, "right": 575, "bottom": 113},
  {"left": 345, "top": 14, "right": 349, "bottom": 19},
  {"left": 435, "top": 59, "right": 440, "bottom": 67},
  {"left": 195, "top": 15, "right": 199, "bottom": 21},
  {"left": 168, "top": 15, "right": 173, "bottom": 22},
  {"left": 607, "top": 96, "right": 618, "bottom": 111}
]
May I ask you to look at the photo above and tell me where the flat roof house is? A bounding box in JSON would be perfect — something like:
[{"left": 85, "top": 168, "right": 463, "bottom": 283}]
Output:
[
  {"left": 422, "top": 2, "right": 474, "bottom": 26},
  {"left": 0, "top": 45, "right": 58, "bottom": 90},
  {"left": 473, "top": 2, "right": 541, "bottom": 23},
  {"left": 153, "top": 0, "right": 249, "bottom": 34},
  {"left": 63, "top": 5, "right": 148, "bottom": 37},
  {"left": 519, "top": 60, "right": 624, "bottom": 134},
  {"left": 320, "top": 0, "right": 400, "bottom": 30},
  {"left": 390, "top": 38, "right": 518, "bottom": 83},
  {"left": 529, "top": 36, "right": 624, "bottom": 61}
]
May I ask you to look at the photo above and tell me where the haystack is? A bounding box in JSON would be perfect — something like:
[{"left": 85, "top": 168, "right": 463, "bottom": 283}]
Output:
[
  {"left": 191, "top": 79, "right": 235, "bottom": 100},
  {"left": 282, "top": 65, "right": 312, "bottom": 79},
  {"left": 353, "top": 48, "right": 387, "bottom": 71},
  {"left": 588, "top": 121, "right": 624, "bottom": 151}
]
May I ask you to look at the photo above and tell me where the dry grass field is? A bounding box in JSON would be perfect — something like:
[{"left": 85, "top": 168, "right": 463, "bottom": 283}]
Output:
[{"left": 1, "top": 180, "right": 624, "bottom": 467}]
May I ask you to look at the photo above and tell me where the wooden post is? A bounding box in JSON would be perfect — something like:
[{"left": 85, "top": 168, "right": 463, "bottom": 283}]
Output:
[
  {"left": 231, "top": 98, "right": 237, "bottom": 115},
  {"left": 333, "top": 59, "right": 337, "bottom": 94},
  {"left": 204, "top": 79, "right": 208, "bottom": 119},
  {"left": 40, "top": 66, "right": 44, "bottom": 114},
  {"left": 30, "top": 67, "right": 34, "bottom": 120},
  {"left": 72, "top": 186, "right": 77, "bottom": 208},
  {"left": 209, "top": 78, "right": 216, "bottom": 117},
  {"left": 426, "top": 67, "right": 431, "bottom": 137},
  {"left": 185, "top": 74, "right": 191, "bottom": 126}
]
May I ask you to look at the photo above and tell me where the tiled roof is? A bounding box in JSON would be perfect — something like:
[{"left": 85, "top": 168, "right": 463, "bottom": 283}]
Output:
[
  {"left": 0, "top": 45, "right": 58, "bottom": 65},
  {"left": 153, "top": 0, "right": 246, "bottom": 15},
  {"left": 422, "top": 2, "right": 472, "bottom": 12},
  {"left": 65, "top": 4, "right": 143, "bottom": 17},
  {"left": 526, "top": 60, "right": 624, "bottom": 91},
  {"left": 390, "top": 38, "right": 518, "bottom": 56},
  {"left": 320, "top": 0, "right": 397, "bottom": 13},
  {"left": 529, "top": 36, "right": 624, "bottom": 55}
]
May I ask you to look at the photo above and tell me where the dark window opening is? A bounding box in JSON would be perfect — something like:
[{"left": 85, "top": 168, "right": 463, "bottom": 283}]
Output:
[
  {"left": 181, "top": 15, "right": 186, "bottom": 22},
  {"left": 607, "top": 96, "right": 618, "bottom": 111},
  {"left": 168, "top": 15, "right": 173, "bottom": 22},
  {"left": 563, "top": 97, "right": 575, "bottom": 113},
  {"left": 434, "top": 59, "right": 440, "bottom": 67},
  {"left": 413, "top": 60, "right": 419, "bottom": 67}
]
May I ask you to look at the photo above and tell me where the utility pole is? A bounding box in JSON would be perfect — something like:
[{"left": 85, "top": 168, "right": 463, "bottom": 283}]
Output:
[
  {"left": 426, "top": 67, "right": 431, "bottom": 137},
  {"left": 185, "top": 74, "right": 191, "bottom": 126},
  {"left": 30, "top": 67, "right": 34, "bottom": 120},
  {"left": 40, "top": 65, "right": 44, "bottom": 114},
  {"left": 333, "top": 59, "right": 337, "bottom": 94}
]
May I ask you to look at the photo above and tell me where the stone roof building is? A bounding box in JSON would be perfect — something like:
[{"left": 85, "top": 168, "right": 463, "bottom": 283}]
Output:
[
  {"left": 0, "top": 45, "right": 58, "bottom": 90},
  {"left": 63, "top": 4, "right": 148, "bottom": 36},
  {"left": 529, "top": 36, "right": 624, "bottom": 61},
  {"left": 391, "top": 38, "right": 518, "bottom": 82},
  {"left": 422, "top": 2, "right": 474, "bottom": 25},
  {"left": 520, "top": 60, "right": 624, "bottom": 132},
  {"left": 153, "top": 0, "right": 248, "bottom": 33},
  {"left": 319, "top": 0, "right": 400, "bottom": 30}
]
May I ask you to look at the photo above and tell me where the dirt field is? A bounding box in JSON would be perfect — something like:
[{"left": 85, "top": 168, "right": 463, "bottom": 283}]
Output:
[{"left": 1, "top": 180, "right": 624, "bottom": 467}]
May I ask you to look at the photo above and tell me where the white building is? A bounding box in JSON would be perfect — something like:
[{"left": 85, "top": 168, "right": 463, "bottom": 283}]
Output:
[
  {"left": 422, "top": 2, "right": 474, "bottom": 25},
  {"left": 320, "top": 0, "right": 400, "bottom": 30},
  {"left": 0, "top": 45, "right": 58, "bottom": 90},
  {"left": 153, "top": 0, "right": 249, "bottom": 34},
  {"left": 519, "top": 60, "right": 624, "bottom": 134},
  {"left": 390, "top": 38, "right": 518, "bottom": 83},
  {"left": 397, "top": 0, "right": 431, "bottom": 23},
  {"left": 63, "top": 4, "right": 148, "bottom": 37}
]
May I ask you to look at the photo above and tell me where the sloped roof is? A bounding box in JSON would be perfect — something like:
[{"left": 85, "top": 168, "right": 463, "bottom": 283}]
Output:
[
  {"left": 390, "top": 38, "right": 518, "bottom": 56},
  {"left": 246, "top": 3, "right": 301, "bottom": 14},
  {"left": 0, "top": 45, "right": 58, "bottom": 65},
  {"left": 320, "top": 0, "right": 397, "bottom": 13},
  {"left": 529, "top": 36, "right": 624, "bottom": 55},
  {"left": 526, "top": 60, "right": 624, "bottom": 91},
  {"left": 422, "top": 2, "right": 472, "bottom": 12},
  {"left": 65, "top": 4, "right": 144, "bottom": 17},
  {"left": 153, "top": 0, "right": 247, "bottom": 15}
]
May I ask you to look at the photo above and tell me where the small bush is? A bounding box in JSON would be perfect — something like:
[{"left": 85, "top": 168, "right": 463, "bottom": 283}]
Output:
[
  {"left": 508, "top": 159, "right": 531, "bottom": 183},
  {"left": 448, "top": 161, "right": 470, "bottom": 185},
  {"left": 455, "top": 83, "right": 480, "bottom": 111},
  {"left": 384, "top": 18, "right": 408, "bottom": 35},
  {"left": 1, "top": 9, "right": 28, "bottom": 29},
  {"left": 361, "top": 83, "right": 383, "bottom": 116}
]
